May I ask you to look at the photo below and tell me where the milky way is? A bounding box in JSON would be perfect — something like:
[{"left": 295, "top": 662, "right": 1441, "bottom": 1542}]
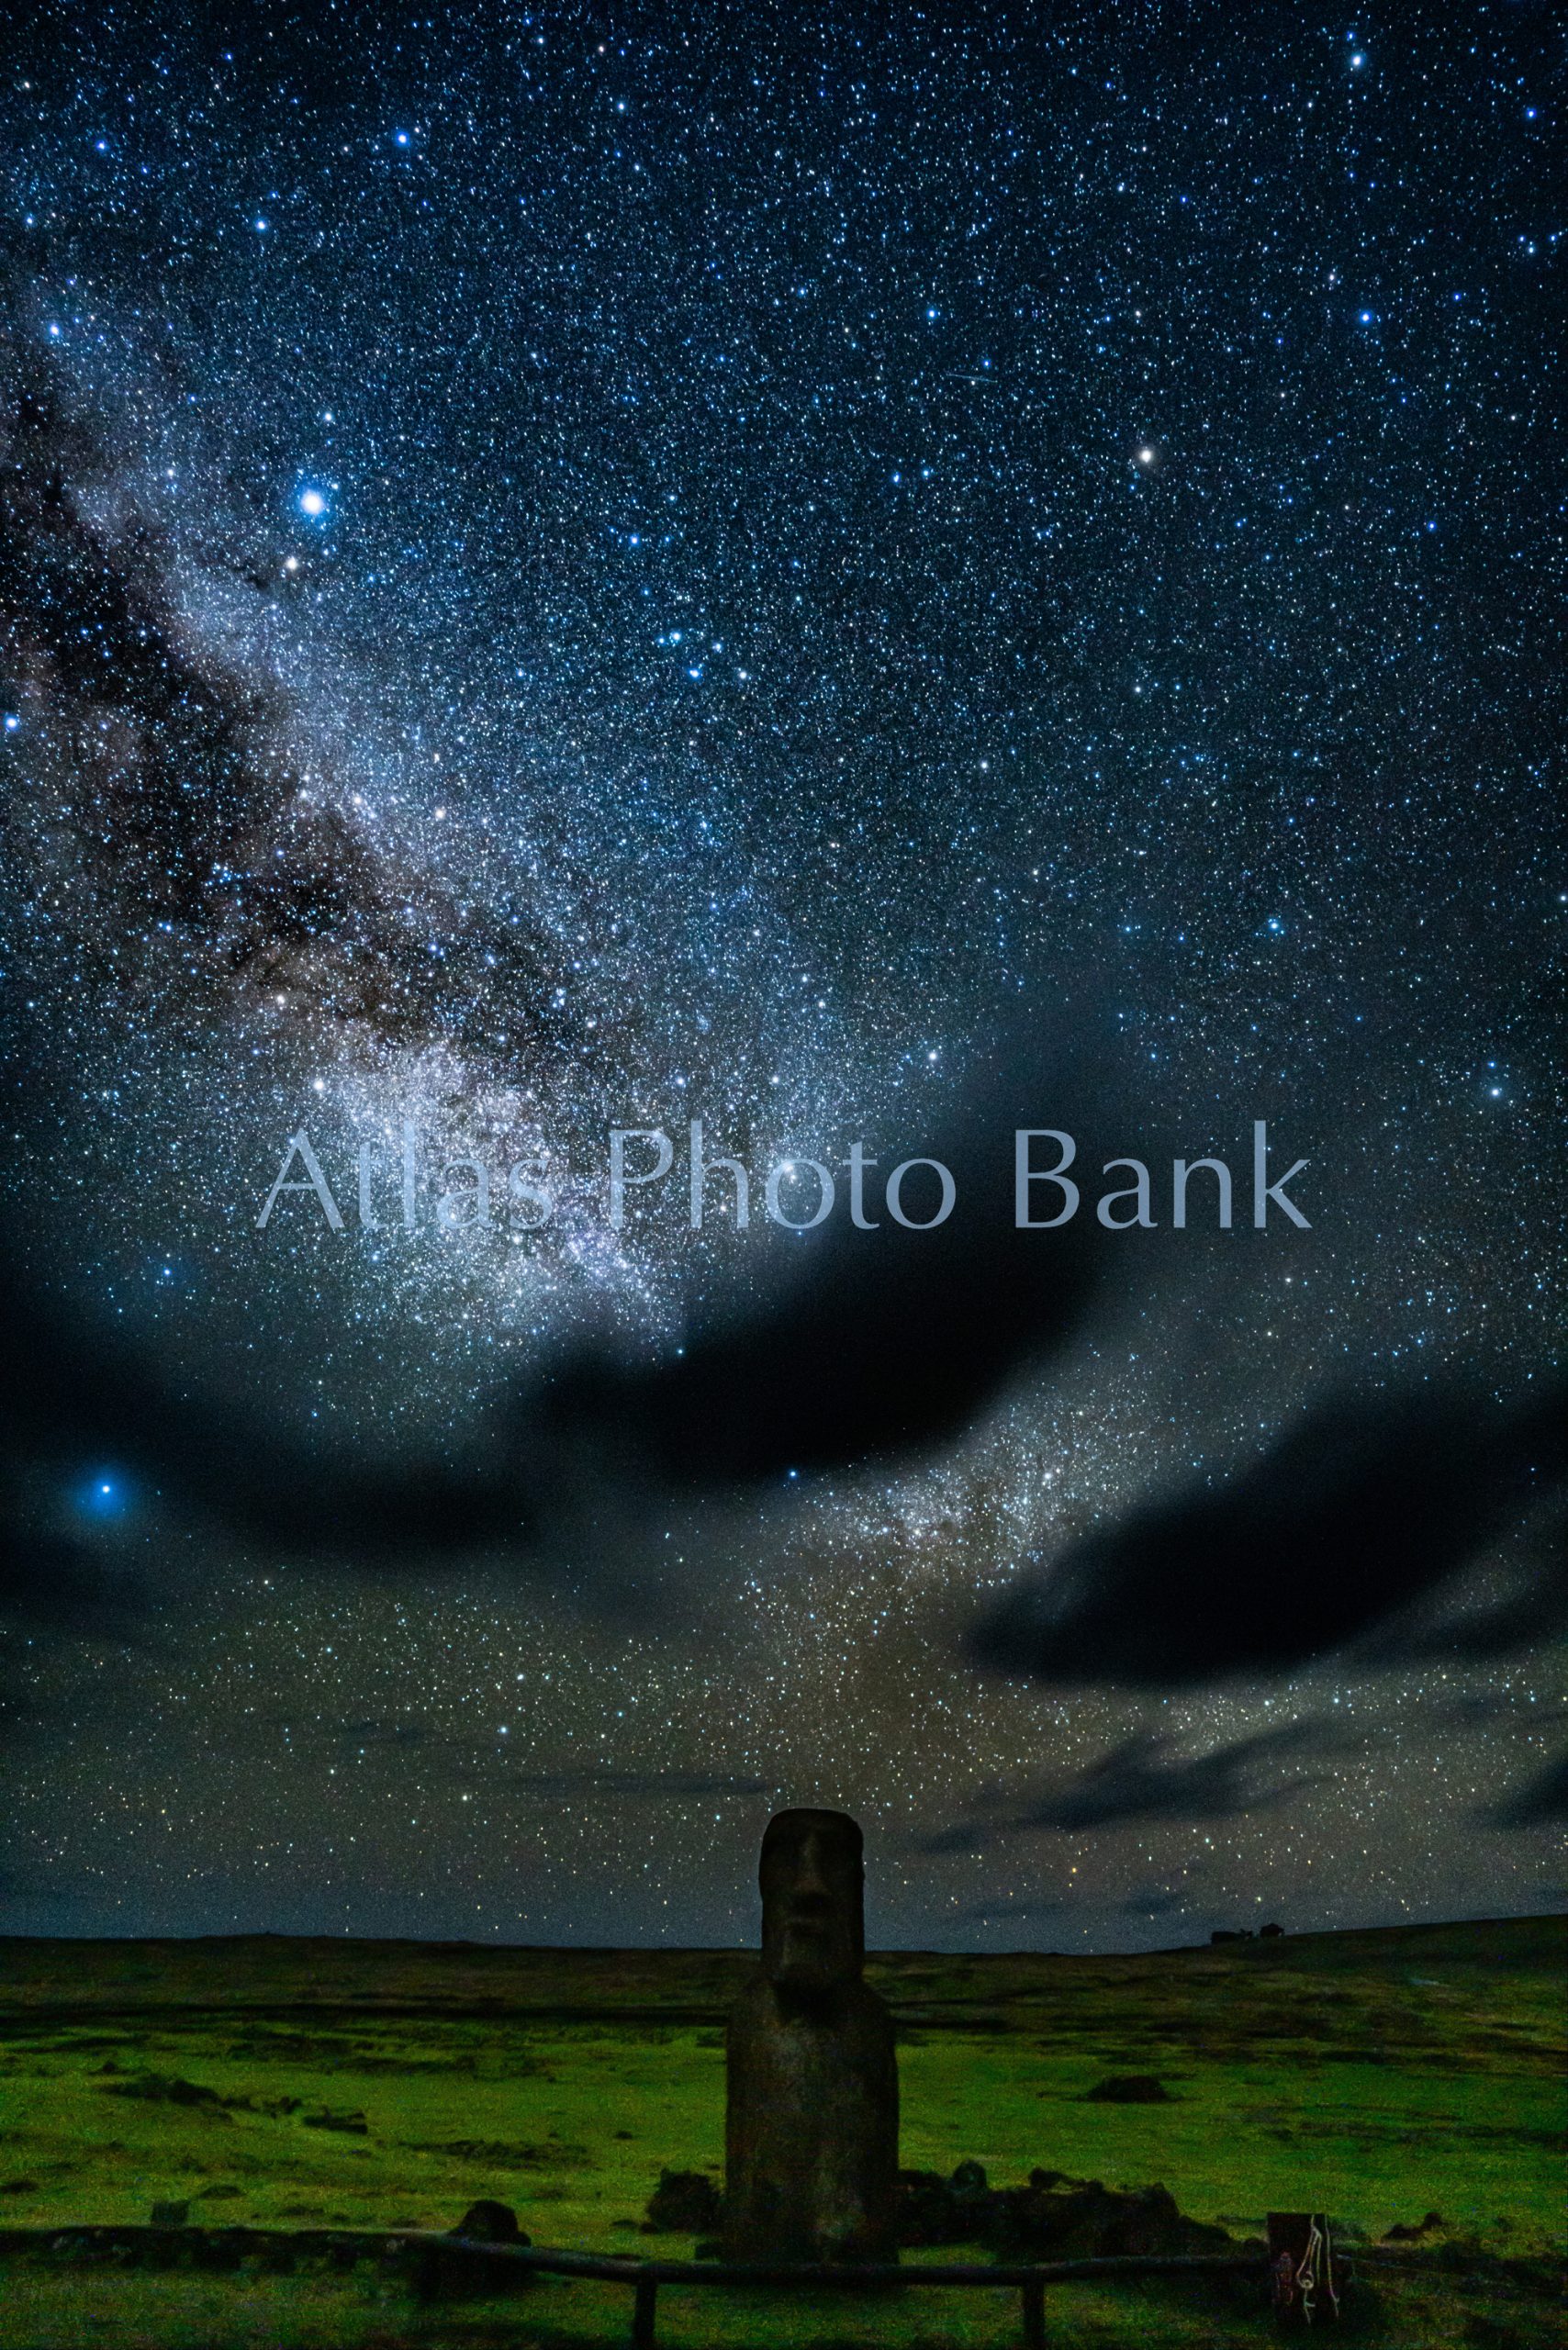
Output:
[{"left": 0, "top": 7, "right": 1562, "bottom": 1950}]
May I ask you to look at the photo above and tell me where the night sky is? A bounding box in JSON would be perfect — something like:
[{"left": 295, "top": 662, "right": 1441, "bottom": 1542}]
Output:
[{"left": 1, "top": 6, "right": 1562, "bottom": 1952}]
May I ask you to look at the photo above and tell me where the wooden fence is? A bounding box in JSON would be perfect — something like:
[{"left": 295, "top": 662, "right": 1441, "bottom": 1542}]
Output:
[{"left": 0, "top": 2222, "right": 1280, "bottom": 2345}]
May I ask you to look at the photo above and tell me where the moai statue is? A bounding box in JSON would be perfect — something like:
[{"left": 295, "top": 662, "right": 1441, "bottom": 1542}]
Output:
[{"left": 724, "top": 1808, "right": 898, "bottom": 2263}]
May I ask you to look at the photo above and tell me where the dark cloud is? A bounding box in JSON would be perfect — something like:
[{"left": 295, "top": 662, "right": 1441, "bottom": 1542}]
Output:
[
  {"left": 532, "top": 1121, "right": 1097, "bottom": 1485},
  {"left": 969, "top": 1382, "right": 1568, "bottom": 1688},
  {"left": 1489, "top": 1751, "right": 1568, "bottom": 1829},
  {"left": 0, "top": 1261, "right": 535, "bottom": 1582},
  {"left": 920, "top": 1721, "right": 1357, "bottom": 1852},
  {"left": 0, "top": 1065, "right": 1103, "bottom": 1641}
]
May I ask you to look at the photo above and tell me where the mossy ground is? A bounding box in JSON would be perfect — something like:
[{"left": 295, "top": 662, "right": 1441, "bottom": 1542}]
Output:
[{"left": 1, "top": 1915, "right": 1562, "bottom": 2344}]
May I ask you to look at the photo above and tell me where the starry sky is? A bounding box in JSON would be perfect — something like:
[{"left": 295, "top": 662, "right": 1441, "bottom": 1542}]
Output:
[{"left": 1, "top": 3, "right": 1563, "bottom": 1953}]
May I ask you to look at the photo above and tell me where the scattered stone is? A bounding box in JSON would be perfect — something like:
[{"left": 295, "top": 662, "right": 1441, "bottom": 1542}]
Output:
[
  {"left": 414, "top": 2201, "right": 532, "bottom": 2301},
  {"left": 301, "top": 2108, "right": 368, "bottom": 2135},
  {"left": 644, "top": 2168, "right": 723, "bottom": 2233},
  {"left": 1085, "top": 2075, "right": 1170, "bottom": 2103},
  {"left": 105, "top": 2074, "right": 226, "bottom": 2109},
  {"left": 408, "top": 2136, "right": 592, "bottom": 2169},
  {"left": 893, "top": 2164, "right": 1232, "bottom": 2257},
  {"left": 453, "top": 2199, "right": 526, "bottom": 2244},
  {"left": 1000, "top": 2177, "right": 1230, "bottom": 2260},
  {"left": 1383, "top": 2210, "right": 1447, "bottom": 2241},
  {"left": 892, "top": 2171, "right": 958, "bottom": 2244},
  {"left": 0, "top": 2178, "right": 39, "bottom": 2195},
  {"left": 148, "top": 2201, "right": 190, "bottom": 2228}
]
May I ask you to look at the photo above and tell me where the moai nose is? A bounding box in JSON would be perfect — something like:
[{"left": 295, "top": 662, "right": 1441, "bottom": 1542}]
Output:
[
  {"left": 791, "top": 1891, "right": 834, "bottom": 1921},
  {"left": 793, "top": 1834, "right": 831, "bottom": 1898}
]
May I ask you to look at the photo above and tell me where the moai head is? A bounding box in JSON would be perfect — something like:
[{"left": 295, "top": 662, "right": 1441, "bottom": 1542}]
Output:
[{"left": 759, "top": 1808, "right": 865, "bottom": 1992}]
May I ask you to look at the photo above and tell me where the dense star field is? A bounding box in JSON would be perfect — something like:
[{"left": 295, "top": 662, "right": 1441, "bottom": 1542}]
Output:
[{"left": 0, "top": 6, "right": 1562, "bottom": 1949}]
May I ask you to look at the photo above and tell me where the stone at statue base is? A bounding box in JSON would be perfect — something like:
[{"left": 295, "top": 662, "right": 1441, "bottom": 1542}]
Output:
[{"left": 723, "top": 1808, "right": 898, "bottom": 2264}]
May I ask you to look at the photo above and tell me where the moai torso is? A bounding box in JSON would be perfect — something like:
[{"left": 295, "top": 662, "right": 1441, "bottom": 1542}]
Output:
[{"left": 724, "top": 1809, "right": 898, "bottom": 2263}]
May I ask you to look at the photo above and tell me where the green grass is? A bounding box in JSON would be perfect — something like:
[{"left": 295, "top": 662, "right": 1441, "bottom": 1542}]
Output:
[{"left": 0, "top": 1915, "right": 1562, "bottom": 2345}]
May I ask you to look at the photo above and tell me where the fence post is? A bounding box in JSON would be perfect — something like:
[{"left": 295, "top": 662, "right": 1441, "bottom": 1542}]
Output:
[
  {"left": 631, "top": 2273, "right": 658, "bottom": 2347},
  {"left": 1021, "top": 2276, "right": 1047, "bottom": 2348}
]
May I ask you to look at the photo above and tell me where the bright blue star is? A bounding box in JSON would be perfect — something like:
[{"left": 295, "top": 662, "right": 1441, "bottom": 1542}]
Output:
[{"left": 80, "top": 1474, "right": 127, "bottom": 1517}]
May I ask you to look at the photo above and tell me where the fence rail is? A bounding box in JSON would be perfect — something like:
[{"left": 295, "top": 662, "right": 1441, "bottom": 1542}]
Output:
[{"left": 0, "top": 2221, "right": 1276, "bottom": 2345}]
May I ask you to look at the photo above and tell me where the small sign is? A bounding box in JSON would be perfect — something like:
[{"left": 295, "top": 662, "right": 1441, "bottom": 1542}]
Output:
[{"left": 1268, "top": 2212, "right": 1340, "bottom": 2325}]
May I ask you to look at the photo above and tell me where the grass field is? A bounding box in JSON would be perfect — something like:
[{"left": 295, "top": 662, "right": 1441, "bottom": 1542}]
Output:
[{"left": 0, "top": 1915, "right": 1562, "bottom": 2345}]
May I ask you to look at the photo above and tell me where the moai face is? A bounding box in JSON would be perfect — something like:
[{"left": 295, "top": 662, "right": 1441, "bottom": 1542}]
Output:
[{"left": 759, "top": 1808, "right": 864, "bottom": 1991}]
